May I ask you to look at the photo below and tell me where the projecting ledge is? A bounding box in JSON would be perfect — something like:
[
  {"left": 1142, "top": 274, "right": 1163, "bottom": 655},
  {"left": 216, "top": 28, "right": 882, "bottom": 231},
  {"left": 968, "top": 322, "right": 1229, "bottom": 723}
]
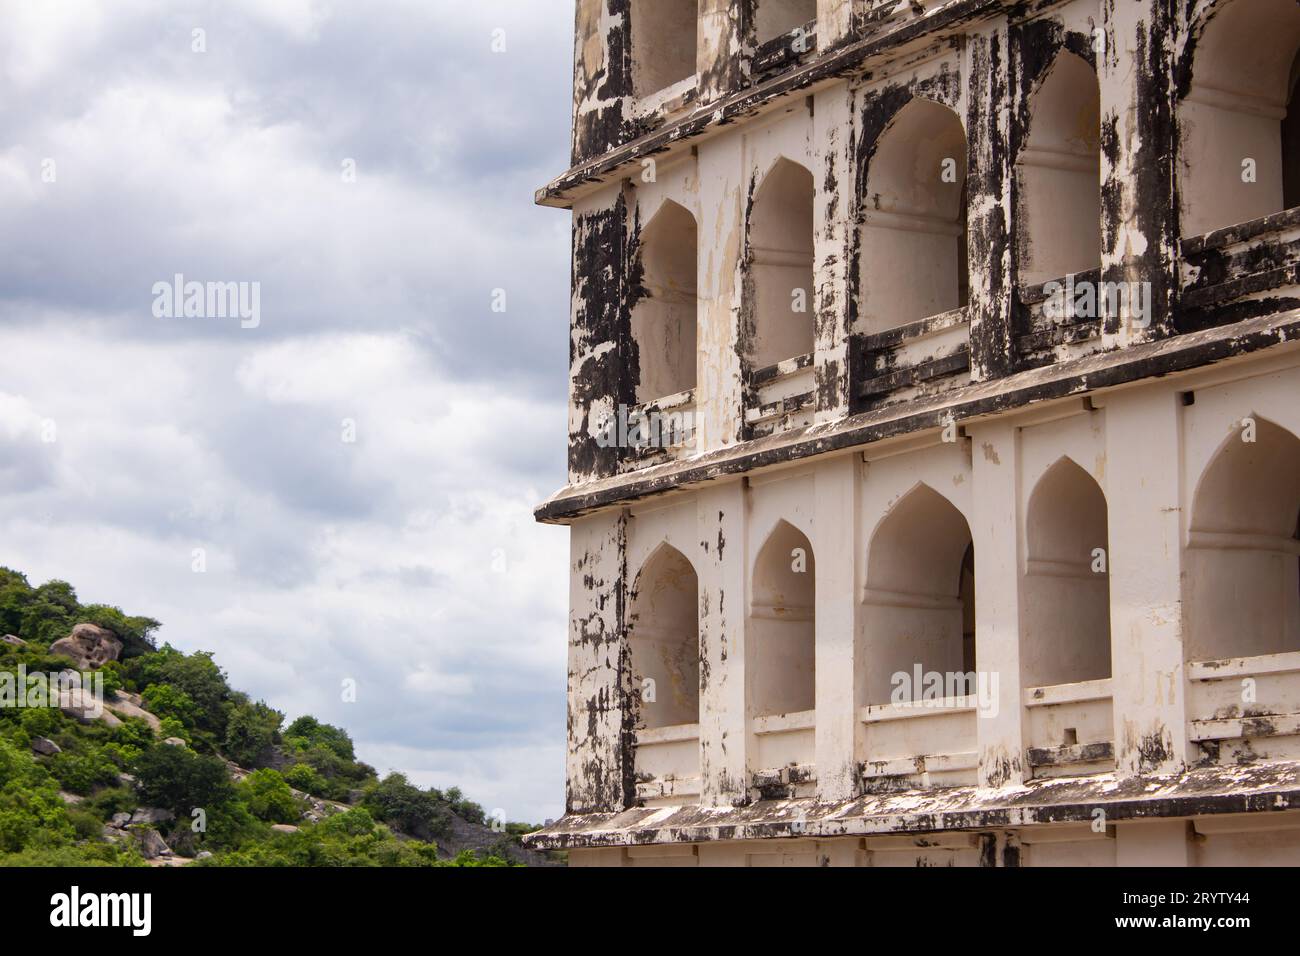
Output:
[{"left": 522, "top": 762, "right": 1300, "bottom": 850}]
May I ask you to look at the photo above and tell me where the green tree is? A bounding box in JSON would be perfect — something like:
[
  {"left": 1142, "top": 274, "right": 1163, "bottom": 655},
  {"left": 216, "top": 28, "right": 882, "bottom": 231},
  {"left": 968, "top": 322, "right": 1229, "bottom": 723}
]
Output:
[
  {"left": 133, "top": 744, "right": 235, "bottom": 816},
  {"left": 223, "top": 700, "right": 283, "bottom": 767},
  {"left": 362, "top": 773, "right": 449, "bottom": 840},
  {"left": 239, "top": 769, "right": 299, "bottom": 824}
]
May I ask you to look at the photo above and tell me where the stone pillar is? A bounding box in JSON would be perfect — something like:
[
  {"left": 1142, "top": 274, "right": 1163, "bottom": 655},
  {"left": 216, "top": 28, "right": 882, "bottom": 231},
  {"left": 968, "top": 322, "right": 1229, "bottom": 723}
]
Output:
[
  {"left": 566, "top": 510, "right": 632, "bottom": 813},
  {"left": 1101, "top": 387, "right": 1192, "bottom": 775},
  {"left": 698, "top": 0, "right": 752, "bottom": 104},
  {"left": 965, "top": 21, "right": 1015, "bottom": 381},
  {"left": 568, "top": 190, "right": 633, "bottom": 484},
  {"left": 1098, "top": 0, "right": 1180, "bottom": 345},
  {"left": 969, "top": 422, "right": 1028, "bottom": 787},
  {"left": 817, "top": 0, "right": 859, "bottom": 49},
  {"left": 812, "top": 85, "right": 859, "bottom": 422},
  {"left": 697, "top": 481, "right": 749, "bottom": 806},
  {"left": 571, "top": 0, "right": 632, "bottom": 166},
  {"left": 814, "top": 453, "right": 863, "bottom": 799},
  {"left": 696, "top": 140, "right": 748, "bottom": 452}
]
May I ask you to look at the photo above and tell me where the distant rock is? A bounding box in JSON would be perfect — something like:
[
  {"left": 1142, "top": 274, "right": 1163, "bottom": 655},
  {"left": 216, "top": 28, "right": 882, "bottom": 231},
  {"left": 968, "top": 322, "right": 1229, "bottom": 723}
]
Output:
[
  {"left": 48, "top": 623, "right": 122, "bottom": 670},
  {"left": 131, "top": 807, "right": 175, "bottom": 825},
  {"left": 131, "top": 827, "right": 170, "bottom": 859},
  {"left": 30, "top": 737, "right": 61, "bottom": 755},
  {"left": 162, "top": 737, "right": 187, "bottom": 747},
  {"left": 110, "top": 812, "right": 132, "bottom": 827},
  {"left": 271, "top": 824, "right": 299, "bottom": 833},
  {"left": 58, "top": 791, "right": 84, "bottom": 805},
  {"left": 195, "top": 850, "right": 212, "bottom": 860},
  {"left": 1, "top": 634, "right": 25, "bottom": 647},
  {"left": 57, "top": 687, "right": 122, "bottom": 727},
  {"left": 104, "top": 691, "right": 161, "bottom": 732}
]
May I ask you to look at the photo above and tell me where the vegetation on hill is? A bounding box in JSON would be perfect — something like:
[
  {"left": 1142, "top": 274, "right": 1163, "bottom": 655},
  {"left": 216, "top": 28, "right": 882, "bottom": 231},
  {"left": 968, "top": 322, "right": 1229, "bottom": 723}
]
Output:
[{"left": 0, "top": 567, "right": 548, "bottom": 866}]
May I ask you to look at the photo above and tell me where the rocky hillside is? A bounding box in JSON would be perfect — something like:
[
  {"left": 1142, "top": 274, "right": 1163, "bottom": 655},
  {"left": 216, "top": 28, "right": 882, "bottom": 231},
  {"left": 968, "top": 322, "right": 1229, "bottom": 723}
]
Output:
[{"left": 0, "top": 568, "right": 557, "bottom": 867}]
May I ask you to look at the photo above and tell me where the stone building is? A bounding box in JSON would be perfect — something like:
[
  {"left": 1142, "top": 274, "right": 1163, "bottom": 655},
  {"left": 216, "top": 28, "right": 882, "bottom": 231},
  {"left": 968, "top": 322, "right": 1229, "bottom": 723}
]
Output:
[{"left": 525, "top": 0, "right": 1300, "bottom": 866}]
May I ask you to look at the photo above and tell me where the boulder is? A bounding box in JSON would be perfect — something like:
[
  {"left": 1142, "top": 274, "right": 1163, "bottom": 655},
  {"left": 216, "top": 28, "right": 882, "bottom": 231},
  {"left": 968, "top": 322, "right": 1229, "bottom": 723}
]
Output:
[
  {"left": 131, "top": 807, "right": 175, "bottom": 825},
  {"left": 162, "top": 737, "right": 187, "bottom": 747},
  {"left": 270, "top": 824, "right": 299, "bottom": 834},
  {"left": 195, "top": 850, "right": 213, "bottom": 860},
  {"left": 58, "top": 791, "right": 84, "bottom": 805},
  {"left": 57, "top": 687, "right": 122, "bottom": 727},
  {"left": 110, "top": 812, "right": 133, "bottom": 828},
  {"left": 48, "top": 623, "right": 122, "bottom": 670},
  {"left": 130, "top": 827, "right": 170, "bottom": 860},
  {"left": 103, "top": 692, "right": 161, "bottom": 732},
  {"left": 1, "top": 634, "right": 25, "bottom": 647},
  {"left": 30, "top": 736, "right": 61, "bottom": 755}
]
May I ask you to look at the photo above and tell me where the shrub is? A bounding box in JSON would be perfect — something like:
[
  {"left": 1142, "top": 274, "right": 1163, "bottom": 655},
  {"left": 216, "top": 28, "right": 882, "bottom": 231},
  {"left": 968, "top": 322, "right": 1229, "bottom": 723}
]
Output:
[
  {"left": 141, "top": 683, "right": 196, "bottom": 728},
  {"left": 238, "top": 769, "right": 299, "bottom": 824},
  {"left": 49, "top": 751, "right": 119, "bottom": 795},
  {"left": 283, "top": 762, "right": 327, "bottom": 796}
]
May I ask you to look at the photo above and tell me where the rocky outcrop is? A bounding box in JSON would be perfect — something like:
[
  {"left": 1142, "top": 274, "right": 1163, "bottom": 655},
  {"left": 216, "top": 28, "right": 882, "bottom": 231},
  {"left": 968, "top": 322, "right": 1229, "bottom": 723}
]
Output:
[
  {"left": 30, "top": 737, "right": 61, "bottom": 755},
  {"left": 48, "top": 623, "right": 122, "bottom": 669},
  {"left": 57, "top": 686, "right": 121, "bottom": 727},
  {"left": 130, "top": 807, "right": 175, "bottom": 825},
  {"left": 104, "top": 691, "right": 161, "bottom": 732},
  {"left": 1, "top": 634, "right": 25, "bottom": 647},
  {"left": 130, "top": 827, "right": 171, "bottom": 859}
]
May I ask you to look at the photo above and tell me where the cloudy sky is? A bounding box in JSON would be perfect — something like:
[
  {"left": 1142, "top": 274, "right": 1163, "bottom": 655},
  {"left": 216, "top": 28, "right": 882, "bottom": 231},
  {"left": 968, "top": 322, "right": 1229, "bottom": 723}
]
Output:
[{"left": 0, "top": 0, "right": 575, "bottom": 824}]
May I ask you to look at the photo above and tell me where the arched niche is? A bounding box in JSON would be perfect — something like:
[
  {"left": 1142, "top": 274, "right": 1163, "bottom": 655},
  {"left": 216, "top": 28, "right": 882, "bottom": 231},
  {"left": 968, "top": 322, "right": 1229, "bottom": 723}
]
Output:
[
  {"left": 749, "top": 157, "right": 816, "bottom": 368},
  {"left": 1180, "top": 0, "right": 1300, "bottom": 235},
  {"left": 755, "top": 0, "right": 817, "bottom": 46},
  {"left": 858, "top": 98, "right": 969, "bottom": 334},
  {"left": 627, "top": 543, "right": 701, "bottom": 728},
  {"left": 631, "top": 0, "right": 698, "bottom": 99},
  {"left": 1017, "top": 52, "right": 1101, "bottom": 286},
  {"left": 632, "top": 199, "right": 698, "bottom": 402},
  {"left": 1022, "top": 458, "right": 1112, "bottom": 686},
  {"left": 1185, "top": 416, "right": 1300, "bottom": 660},
  {"left": 863, "top": 484, "right": 975, "bottom": 704},
  {"left": 750, "top": 519, "right": 816, "bottom": 717}
]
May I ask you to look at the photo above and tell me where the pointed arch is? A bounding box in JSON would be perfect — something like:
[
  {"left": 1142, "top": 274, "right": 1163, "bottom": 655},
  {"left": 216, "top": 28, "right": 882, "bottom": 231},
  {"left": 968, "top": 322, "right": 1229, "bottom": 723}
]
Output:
[
  {"left": 748, "top": 156, "right": 816, "bottom": 368},
  {"left": 1185, "top": 416, "right": 1300, "bottom": 660},
  {"left": 632, "top": 199, "right": 698, "bottom": 403},
  {"left": 863, "top": 483, "right": 974, "bottom": 704},
  {"left": 1022, "top": 457, "right": 1112, "bottom": 686},
  {"left": 859, "top": 98, "right": 969, "bottom": 334},
  {"left": 750, "top": 519, "right": 816, "bottom": 717},
  {"left": 628, "top": 542, "right": 700, "bottom": 728},
  {"left": 1017, "top": 51, "right": 1101, "bottom": 286}
]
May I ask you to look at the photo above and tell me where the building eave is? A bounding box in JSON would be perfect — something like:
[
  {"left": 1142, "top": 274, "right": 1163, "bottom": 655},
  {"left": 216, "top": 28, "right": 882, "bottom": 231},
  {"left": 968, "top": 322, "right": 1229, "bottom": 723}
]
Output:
[
  {"left": 535, "top": 0, "right": 1005, "bottom": 210},
  {"left": 523, "top": 763, "right": 1300, "bottom": 850},
  {"left": 535, "top": 310, "right": 1300, "bottom": 525}
]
